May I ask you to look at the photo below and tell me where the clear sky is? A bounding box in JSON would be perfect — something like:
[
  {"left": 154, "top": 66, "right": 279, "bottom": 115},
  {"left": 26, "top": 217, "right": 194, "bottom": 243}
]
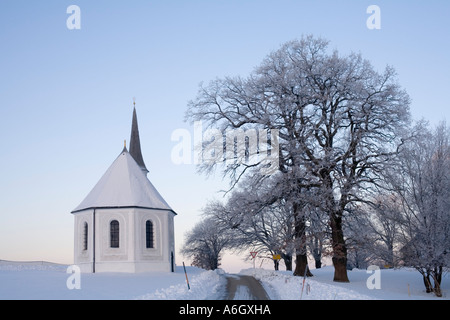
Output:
[{"left": 0, "top": 1, "right": 449, "bottom": 272}]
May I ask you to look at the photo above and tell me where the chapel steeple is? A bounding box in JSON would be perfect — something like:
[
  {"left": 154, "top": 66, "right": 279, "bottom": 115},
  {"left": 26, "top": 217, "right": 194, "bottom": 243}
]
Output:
[
  {"left": 129, "top": 99, "right": 149, "bottom": 175},
  {"left": 71, "top": 99, "right": 176, "bottom": 274}
]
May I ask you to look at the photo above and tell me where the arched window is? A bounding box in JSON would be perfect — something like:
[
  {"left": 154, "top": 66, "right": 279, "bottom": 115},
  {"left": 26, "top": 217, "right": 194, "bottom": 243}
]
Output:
[
  {"left": 146, "top": 220, "right": 154, "bottom": 248},
  {"left": 83, "top": 222, "right": 88, "bottom": 251},
  {"left": 110, "top": 220, "right": 119, "bottom": 248}
]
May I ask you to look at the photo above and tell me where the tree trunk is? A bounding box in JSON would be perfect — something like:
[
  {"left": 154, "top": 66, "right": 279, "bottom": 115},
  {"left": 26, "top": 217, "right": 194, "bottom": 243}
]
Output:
[
  {"left": 312, "top": 243, "right": 322, "bottom": 269},
  {"left": 273, "top": 259, "right": 279, "bottom": 271},
  {"left": 283, "top": 254, "right": 292, "bottom": 271},
  {"left": 420, "top": 268, "right": 442, "bottom": 297},
  {"left": 387, "top": 243, "right": 394, "bottom": 267},
  {"left": 330, "top": 211, "right": 349, "bottom": 282},
  {"left": 311, "top": 236, "right": 323, "bottom": 269},
  {"left": 431, "top": 266, "right": 443, "bottom": 297},
  {"left": 315, "top": 259, "right": 322, "bottom": 269},
  {"left": 435, "top": 266, "right": 442, "bottom": 285},
  {"left": 293, "top": 203, "right": 313, "bottom": 277},
  {"left": 432, "top": 276, "right": 442, "bottom": 297},
  {"left": 294, "top": 252, "right": 313, "bottom": 276},
  {"left": 422, "top": 271, "right": 432, "bottom": 293}
]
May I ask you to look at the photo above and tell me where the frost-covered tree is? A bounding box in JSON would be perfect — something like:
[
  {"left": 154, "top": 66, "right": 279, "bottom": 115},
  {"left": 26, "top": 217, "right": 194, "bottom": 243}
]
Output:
[
  {"left": 186, "top": 35, "right": 410, "bottom": 282},
  {"left": 392, "top": 122, "right": 450, "bottom": 297},
  {"left": 365, "top": 195, "right": 403, "bottom": 267},
  {"left": 203, "top": 173, "right": 298, "bottom": 271},
  {"left": 181, "top": 217, "right": 232, "bottom": 270},
  {"left": 344, "top": 210, "right": 374, "bottom": 269},
  {"left": 346, "top": 193, "right": 403, "bottom": 268},
  {"left": 306, "top": 206, "right": 330, "bottom": 269}
]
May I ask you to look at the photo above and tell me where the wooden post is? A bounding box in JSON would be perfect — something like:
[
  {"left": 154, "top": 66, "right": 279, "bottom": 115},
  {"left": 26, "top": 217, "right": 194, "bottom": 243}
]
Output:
[{"left": 183, "top": 262, "right": 190, "bottom": 290}]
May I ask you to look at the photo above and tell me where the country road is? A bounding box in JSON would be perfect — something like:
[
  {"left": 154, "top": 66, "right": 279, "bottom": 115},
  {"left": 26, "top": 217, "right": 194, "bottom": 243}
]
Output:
[{"left": 224, "top": 274, "right": 270, "bottom": 300}]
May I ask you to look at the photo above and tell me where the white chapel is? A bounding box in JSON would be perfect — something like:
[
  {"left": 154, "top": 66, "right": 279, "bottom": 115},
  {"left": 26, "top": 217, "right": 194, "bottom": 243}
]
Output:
[{"left": 71, "top": 105, "right": 176, "bottom": 273}]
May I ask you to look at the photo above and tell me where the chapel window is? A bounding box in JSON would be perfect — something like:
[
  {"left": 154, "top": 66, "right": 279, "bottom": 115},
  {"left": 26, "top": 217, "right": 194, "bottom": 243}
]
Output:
[
  {"left": 83, "top": 222, "right": 88, "bottom": 251},
  {"left": 110, "top": 220, "right": 119, "bottom": 248},
  {"left": 146, "top": 220, "right": 154, "bottom": 248}
]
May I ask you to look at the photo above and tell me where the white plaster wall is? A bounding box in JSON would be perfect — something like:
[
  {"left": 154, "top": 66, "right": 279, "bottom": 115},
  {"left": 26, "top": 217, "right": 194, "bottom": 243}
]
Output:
[
  {"left": 73, "top": 210, "right": 94, "bottom": 272},
  {"left": 135, "top": 209, "right": 163, "bottom": 260},
  {"left": 73, "top": 207, "right": 175, "bottom": 273},
  {"left": 97, "top": 209, "right": 129, "bottom": 262}
]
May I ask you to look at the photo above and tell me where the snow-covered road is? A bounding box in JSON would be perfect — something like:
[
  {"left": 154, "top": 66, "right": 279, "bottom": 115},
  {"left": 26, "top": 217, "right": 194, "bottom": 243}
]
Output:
[{"left": 224, "top": 274, "right": 270, "bottom": 300}]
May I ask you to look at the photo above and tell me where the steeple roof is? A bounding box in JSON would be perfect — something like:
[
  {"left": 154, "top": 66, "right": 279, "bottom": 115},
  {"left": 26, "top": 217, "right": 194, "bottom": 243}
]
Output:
[
  {"left": 72, "top": 104, "right": 175, "bottom": 214},
  {"left": 71, "top": 147, "right": 174, "bottom": 214},
  {"left": 129, "top": 107, "right": 148, "bottom": 174}
]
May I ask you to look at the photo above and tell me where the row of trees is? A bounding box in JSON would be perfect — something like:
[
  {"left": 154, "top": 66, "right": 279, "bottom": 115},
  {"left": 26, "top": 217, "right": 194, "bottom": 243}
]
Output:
[
  {"left": 181, "top": 35, "right": 449, "bottom": 297},
  {"left": 346, "top": 122, "right": 449, "bottom": 297}
]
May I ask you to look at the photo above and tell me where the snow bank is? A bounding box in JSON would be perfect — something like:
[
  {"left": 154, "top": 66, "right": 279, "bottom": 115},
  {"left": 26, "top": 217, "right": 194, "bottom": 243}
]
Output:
[
  {"left": 136, "top": 269, "right": 226, "bottom": 300},
  {"left": 0, "top": 260, "right": 67, "bottom": 271},
  {"left": 241, "top": 267, "right": 449, "bottom": 300},
  {"left": 240, "top": 268, "right": 375, "bottom": 300},
  {"left": 0, "top": 262, "right": 217, "bottom": 300}
]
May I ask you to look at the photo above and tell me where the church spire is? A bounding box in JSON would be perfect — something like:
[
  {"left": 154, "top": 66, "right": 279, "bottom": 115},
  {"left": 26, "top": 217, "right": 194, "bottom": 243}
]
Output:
[{"left": 129, "top": 99, "right": 149, "bottom": 175}]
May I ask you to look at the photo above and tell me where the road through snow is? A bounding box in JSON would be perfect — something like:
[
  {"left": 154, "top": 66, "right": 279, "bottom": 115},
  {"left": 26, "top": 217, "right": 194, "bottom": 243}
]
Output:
[{"left": 224, "top": 274, "right": 270, "bottom": 300}]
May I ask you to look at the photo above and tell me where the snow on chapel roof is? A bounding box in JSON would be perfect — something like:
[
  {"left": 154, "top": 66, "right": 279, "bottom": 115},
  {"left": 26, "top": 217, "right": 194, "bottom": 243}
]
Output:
[
  {"left": 72, "top": 104, "right": 175, "bottom": 214},
  {"left": 72, "top": 147, "right": 174, "bottom": 213}
]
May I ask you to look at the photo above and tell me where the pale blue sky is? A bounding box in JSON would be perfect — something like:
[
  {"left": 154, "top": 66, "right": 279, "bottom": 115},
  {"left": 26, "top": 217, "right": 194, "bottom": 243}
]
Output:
[{"left": 0, "top": 1, "right": 449, "bottom": 271}]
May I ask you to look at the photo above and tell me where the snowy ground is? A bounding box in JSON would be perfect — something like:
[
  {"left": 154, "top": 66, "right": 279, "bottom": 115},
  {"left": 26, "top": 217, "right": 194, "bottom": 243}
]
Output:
[
  {"left": 242, "top": 267, "right": 449, "bottom": 300},
  {"left": 0, "top": 260, "right": 225, "bottom": 300},
  {"left": 0, "top": 260, "right": 448, "bottom": 300}
]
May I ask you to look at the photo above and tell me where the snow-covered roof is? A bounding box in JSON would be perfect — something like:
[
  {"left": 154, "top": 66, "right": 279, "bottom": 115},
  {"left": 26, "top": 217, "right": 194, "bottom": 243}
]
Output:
[{"left": 72, "top": 148, "right": 175, "bottom": 214}]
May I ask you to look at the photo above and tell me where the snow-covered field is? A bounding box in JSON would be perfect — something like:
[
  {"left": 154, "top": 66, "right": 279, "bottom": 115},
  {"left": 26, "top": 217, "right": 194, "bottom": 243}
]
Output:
[
  {"left": 0, "top": 260, "right": 226, "bottom": 300},
  {"left": 242, "top": 267, "right": 449, "bottom": 300},
  {"left": 0, "top": 260, "right": 448, "bottom": 300}
]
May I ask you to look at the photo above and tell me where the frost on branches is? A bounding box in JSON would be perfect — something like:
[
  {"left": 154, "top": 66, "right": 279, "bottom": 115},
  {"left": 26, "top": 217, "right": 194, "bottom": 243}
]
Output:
[
  {"left": 390, "top": 122, "right": 450, "bottom": 297},
  {"left": 185, "top": 35, "right": 411, "bottom": 282}
]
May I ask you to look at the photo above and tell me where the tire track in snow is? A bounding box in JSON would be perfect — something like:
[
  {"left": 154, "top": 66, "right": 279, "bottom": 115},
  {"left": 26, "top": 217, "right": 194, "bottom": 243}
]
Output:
[{"left": 224, "top": 274, "right": 270, "bottom": 300}]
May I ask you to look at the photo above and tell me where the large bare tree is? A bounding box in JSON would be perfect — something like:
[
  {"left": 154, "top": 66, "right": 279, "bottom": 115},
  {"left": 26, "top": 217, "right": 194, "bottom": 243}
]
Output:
[{"left": 186, "top": 35, "right": 410, "bottom": 282}]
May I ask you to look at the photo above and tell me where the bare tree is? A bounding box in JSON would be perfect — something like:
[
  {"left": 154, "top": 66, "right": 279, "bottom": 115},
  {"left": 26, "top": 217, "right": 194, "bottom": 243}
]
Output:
[
  {"left": 203, "top": 173, "right": 298, "bottom": 271},
  {"left": 392, "top": 122, "right": 450, "bottom": 297},
  {"left": 344, "top": 210, "right": 375, "bottom": 269},
  {"left": 366, "top": 195, "right": 403, "bottom": 267},
  {"left": 346, "top": 193, "right": 403, "bottom": 268},
  {"left": 306, "top": 206, "right": 330, "bottom": 269},
  {"left": 181, "top": 217, "right": 232, "bottom": 270},
  {"left": 186, "top": 35, "right": 410, "bottom": 282}
]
